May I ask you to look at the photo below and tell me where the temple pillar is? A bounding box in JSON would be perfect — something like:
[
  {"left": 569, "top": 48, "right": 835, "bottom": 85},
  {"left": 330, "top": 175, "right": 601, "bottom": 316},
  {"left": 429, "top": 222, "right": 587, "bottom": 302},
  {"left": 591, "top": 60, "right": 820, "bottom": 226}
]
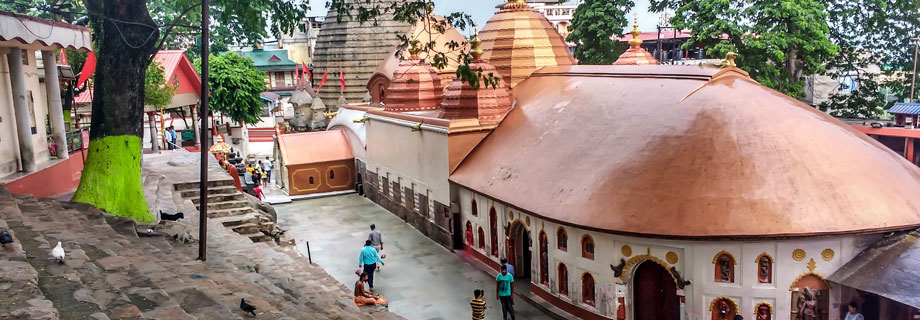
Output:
[
  {"left": 905, "top": 138, "right": 914, "bottom": 164},
  {"left": 7, "top": 49, "right": 36, "bottom": 172},
  {"left": 191, "top": 105, "right": 200, "bottom": 145},
  {"left": 148, "top": 112, "right": 159, "bottom": 152},
  {"left": 41, "top": 50, "right": 68, "bottom": 160}
]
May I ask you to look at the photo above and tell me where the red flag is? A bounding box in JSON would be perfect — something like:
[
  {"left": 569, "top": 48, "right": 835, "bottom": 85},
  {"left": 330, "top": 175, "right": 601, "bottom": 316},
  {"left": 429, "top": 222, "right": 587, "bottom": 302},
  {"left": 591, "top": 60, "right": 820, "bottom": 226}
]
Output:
[
  {"left": 316, "top": 68, "right": 328, "bottom": 94},
  {"left": 303, "top": 62, "right": 311, "bottom": 83},
  {"left": 76, "top": 51, "right": 96, "bottom": 88},
  {"left": 339, "top": 66, "right": 345, "bottom": 92}
]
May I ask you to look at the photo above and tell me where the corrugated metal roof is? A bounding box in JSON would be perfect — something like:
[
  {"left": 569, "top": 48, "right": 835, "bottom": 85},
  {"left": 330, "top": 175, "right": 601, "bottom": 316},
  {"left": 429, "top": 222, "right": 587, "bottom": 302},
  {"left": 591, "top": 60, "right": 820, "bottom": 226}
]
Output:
[
  {"left": 888, "top": 102, "right": 920, "bottom": 115},
  {"left": 827, "top": 231, "right": 920, "bottom": 309},
  {"left": 236, "top": 49, "right": 297, "bottom": 70},
  {"left": 278, "top": 130, "right": 353, "bottom": 166}
]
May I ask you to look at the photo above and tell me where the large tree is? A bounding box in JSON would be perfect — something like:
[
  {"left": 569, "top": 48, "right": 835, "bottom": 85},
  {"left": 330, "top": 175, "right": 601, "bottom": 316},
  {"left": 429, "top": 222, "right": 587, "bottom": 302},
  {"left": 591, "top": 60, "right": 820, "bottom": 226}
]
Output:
[
  {"left": 651, "top": 0, "right": 838, "bottom": 98},
  {"left": 71, "top": 0, "right": 307, "bottom": 222},
  {"left": 195, "top": 53, "right": 266, "bottom": 125},
  {"left": 818, "top": 0, "right": 920, "bottom": 118},
  {"left": 566, "top": 0, "right": 633, "bottom": 64}
]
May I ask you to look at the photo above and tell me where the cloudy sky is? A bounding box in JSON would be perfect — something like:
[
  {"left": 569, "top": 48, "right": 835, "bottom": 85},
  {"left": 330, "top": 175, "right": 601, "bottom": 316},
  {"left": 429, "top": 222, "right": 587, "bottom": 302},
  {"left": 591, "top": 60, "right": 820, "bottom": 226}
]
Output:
[{"left": 306, "top": 0, "right": 666, "bottom": 35}]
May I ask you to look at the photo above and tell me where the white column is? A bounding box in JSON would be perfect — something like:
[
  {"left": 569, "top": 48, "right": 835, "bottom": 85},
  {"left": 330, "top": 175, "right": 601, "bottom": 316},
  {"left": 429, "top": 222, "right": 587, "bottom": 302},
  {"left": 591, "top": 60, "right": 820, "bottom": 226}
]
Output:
[
  {"left": 148, "top": 112, "right": 159, "bottom": 152},
  {"left": 41, "top": 50, "right": 68, "bottom": 160},
  {"left": 7, "top": 49, "right": 36, "bottom": 172}
]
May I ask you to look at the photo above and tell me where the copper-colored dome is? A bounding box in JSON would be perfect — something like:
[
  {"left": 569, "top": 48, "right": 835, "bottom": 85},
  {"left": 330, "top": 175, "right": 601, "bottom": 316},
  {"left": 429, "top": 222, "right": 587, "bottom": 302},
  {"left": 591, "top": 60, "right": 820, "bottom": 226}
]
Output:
[
  {"left": 438, "top": 61, "right": 513, "bottom": 122},
  {"left": 451, "top": 65, "right": 920, "bottom": 239},
  {"left": 479, "top": 0, "right": 575, "bottom": 88},
  {"left": 382, "top": 52, "right": 444, "bottom": 112},
  {"left": 613, "top": 15, "right": 658, "bottom": 65}
]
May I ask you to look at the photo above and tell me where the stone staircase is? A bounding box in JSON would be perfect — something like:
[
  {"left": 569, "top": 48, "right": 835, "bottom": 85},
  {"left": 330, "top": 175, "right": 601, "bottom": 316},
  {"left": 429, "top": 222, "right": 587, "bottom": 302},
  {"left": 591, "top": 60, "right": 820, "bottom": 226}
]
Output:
[
  {"left": 174, "top": 181, "right": 276, "bottom": 243},
  {"left": 0, "top": 188, "right": 402, "bottom": 320}
]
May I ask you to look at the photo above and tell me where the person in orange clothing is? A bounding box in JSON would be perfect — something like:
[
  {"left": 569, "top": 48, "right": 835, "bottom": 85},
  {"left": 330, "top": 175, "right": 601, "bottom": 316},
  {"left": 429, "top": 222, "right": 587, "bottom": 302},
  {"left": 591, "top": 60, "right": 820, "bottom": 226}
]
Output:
[
  {"left": 354, "top": 272, "right": 387, "bottom": 306},
  {"left": 223, "top": 160, "right": 242, "bottom": 192}
]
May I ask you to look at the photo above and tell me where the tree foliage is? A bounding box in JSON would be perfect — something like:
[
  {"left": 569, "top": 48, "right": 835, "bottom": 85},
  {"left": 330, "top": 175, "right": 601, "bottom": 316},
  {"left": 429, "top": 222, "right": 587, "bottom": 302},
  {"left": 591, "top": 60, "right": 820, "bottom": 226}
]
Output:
[
  {"left": 651, "top": 0, "right": 838, "bottom": 98},
  {"left": 195, "top": 53, "right": 266, "bottom": 125},
  {"left": 144, "top": 61, "right": 176, "bottom": 109},
  {"left": 818, "top": 0, "right": 920, "bottom": 118},
  {"left": 566, "top": 0, "right": 633, "bottom": 64}
]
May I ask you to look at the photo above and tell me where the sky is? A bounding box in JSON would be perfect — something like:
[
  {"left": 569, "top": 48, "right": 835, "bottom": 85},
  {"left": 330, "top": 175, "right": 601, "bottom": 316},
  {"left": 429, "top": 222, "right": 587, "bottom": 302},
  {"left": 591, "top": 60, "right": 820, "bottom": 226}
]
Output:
[{"left": 306, "top": 0, "right": 667, "bottom": 35}]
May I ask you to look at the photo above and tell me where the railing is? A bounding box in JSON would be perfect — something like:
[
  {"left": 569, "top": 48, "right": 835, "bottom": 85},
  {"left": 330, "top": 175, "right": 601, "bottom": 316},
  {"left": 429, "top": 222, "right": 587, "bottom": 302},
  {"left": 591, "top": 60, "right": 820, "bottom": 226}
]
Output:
[{"left": 65, "top": 127, "right": 90, "bottom": 154}]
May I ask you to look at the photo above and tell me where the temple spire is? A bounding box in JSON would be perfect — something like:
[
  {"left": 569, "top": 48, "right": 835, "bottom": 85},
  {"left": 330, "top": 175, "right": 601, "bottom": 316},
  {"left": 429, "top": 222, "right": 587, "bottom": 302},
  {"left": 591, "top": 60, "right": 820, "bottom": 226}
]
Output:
[
  {"left": 470, "top": 24, "right": 483, "bottom": 60},
  {"left": 612, "top": 12, "right": 658, "bottom": 65},
  {"left": 628, "top": 13, "right": 642, "bottom": 49}
]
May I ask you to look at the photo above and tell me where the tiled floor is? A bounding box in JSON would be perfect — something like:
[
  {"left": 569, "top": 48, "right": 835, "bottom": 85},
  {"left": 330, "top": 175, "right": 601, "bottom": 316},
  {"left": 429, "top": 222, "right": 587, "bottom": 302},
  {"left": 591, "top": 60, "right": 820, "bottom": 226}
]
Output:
[{"left": 275, "top": 194, "right": 554, "bottom": 320}]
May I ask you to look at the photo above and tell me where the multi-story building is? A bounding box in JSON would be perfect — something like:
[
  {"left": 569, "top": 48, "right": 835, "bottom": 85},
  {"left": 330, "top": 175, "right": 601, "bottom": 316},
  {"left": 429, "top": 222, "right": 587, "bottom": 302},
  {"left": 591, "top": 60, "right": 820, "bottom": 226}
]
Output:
[
  {"left": 526, "top": 0, "right": 581, "bottom": 41},
  {"left": 278, "top": 16, "right": 323, "bottom": 66}
]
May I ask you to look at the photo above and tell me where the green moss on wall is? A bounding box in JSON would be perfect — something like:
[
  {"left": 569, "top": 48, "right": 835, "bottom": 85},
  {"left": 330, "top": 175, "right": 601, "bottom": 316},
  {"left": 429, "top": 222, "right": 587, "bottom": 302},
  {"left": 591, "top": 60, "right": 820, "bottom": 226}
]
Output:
[{"left": 72, "top": 135, "right": 154, "bottom": 222}]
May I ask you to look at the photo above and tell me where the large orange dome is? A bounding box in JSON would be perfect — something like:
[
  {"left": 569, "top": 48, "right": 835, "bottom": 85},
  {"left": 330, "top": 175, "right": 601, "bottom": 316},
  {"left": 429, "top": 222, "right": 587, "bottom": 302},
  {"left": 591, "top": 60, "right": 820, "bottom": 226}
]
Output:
[
  {"left": 479, "top": 0, "right": 575, "bottom": 88},
  {"left": 439, "top": 34, "right": 513, "bottom": 122},
  {"left": 382, "top": 50, "right": 444, "bottom": 112}
]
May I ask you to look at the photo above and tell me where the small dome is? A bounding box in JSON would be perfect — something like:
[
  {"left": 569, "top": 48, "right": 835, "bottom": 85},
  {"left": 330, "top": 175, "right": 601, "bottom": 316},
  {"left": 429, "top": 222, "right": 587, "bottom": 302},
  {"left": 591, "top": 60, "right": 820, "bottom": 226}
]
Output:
[
  {"left": 383, "top": 50, "right": 444, "bottom": 112},
  {"left": 479, "top": 0, "right": 575, "bottom": 88},
  {"left": 613, "top": 15, "right": 658, "bottom": 66},
  {"left": 439, "top": 34, "right": 513, "bottom": 122}
]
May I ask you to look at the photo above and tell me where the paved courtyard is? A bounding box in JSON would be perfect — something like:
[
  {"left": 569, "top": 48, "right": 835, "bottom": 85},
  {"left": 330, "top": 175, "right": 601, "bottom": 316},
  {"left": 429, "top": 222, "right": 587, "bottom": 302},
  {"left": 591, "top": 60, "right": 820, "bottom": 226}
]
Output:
[{"left": 275, "top": 194, "right": 554, "bottom": 320}]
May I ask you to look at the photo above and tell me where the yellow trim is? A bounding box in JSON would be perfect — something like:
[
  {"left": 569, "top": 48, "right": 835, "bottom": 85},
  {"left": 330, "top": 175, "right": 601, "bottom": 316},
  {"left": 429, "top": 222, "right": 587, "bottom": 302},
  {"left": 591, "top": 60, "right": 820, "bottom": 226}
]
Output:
[
  {"left": 712, "top": 250, "right": 737, "bottom": 265},
  {"left": 788, "top": 271, "right": 829, "bottom": 291},
  {"left": 792, "top": 248, "right": 807, "bottom": 261},
  {"left": 755, "top": 252, "right": 775, "bottom": 264},
  {"left": 525, "top": 216, "right": 531, "bottom": 227},
  {"left": 621, "top": 245, "right": 632, "bottom": 257},
  {"left": 821, "top": 248, "right": 835, "bottom": 261},
  {"left": 471, "top": 199, "right": 478, "bottom": 216},
  {"left": 507, "top": 210, "right": 514, "bottom": 221},
  {"left": 619, "top": 254, "right": 680, "bottom": 287},
  {"left": 324, "top": 164, "right": 352, "bottom": 189},
  {"left": 291, "top": 168, "right": 321, "bottom": 192},
  {"left": 665, "top": 251, "right": 679, "bottom": 264},
  {"left": 709, "top": 296, "right": 739, "bottom": 312},
  {"left": 753, "top": 302, "right": 774, "bottom": 315}
]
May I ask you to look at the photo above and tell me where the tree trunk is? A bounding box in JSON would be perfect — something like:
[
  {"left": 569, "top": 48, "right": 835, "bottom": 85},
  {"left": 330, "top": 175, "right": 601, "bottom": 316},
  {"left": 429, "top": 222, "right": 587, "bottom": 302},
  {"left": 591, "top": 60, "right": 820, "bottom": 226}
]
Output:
[
  {"left": 72, "top": 0, "right": 159, "bottom": 222},
  {"left": 148, "top": 112, "right": 159, "bottom": 152}
]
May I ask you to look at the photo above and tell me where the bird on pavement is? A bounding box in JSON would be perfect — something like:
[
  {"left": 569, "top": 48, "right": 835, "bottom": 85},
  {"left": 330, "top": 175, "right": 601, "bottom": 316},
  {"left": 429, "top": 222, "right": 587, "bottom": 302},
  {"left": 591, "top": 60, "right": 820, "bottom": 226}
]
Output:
[
  {"left": 240, "top": 298, "right": 257, "bottom": 316},
  {"left": 0, "top": 230, "right": 12, "bottom": 247},
  {"left": 51, "top": 241, "right": 65, "bottom": 264}
]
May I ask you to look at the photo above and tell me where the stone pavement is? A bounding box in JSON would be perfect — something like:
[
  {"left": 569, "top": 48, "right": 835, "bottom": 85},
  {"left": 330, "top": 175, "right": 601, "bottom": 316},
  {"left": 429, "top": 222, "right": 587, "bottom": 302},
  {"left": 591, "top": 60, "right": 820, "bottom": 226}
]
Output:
[{"left": 275, "top": 194, "right": 555, "bottom": 320}]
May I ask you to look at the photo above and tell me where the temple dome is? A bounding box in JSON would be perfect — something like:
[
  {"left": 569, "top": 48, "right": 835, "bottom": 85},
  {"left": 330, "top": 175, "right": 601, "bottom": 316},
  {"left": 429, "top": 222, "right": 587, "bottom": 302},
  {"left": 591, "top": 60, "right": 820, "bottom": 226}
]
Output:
[
  {"left": 382, "top": 50, "right": 444, "bottom": 112},
  {"left": 439, "top": 34, "right": 513, "bottom": 122},
  {"left": 479, "top": 0, "right": 575, "bottom": 88},
  {"left": 313, "top": 0, "right": 412, "bottom": 103},
  {"left": 451, "top": 65, "right": 920, "bottom": 239},
  {"left": 613, "top": 15, "right": 658, "bottom": 65}
]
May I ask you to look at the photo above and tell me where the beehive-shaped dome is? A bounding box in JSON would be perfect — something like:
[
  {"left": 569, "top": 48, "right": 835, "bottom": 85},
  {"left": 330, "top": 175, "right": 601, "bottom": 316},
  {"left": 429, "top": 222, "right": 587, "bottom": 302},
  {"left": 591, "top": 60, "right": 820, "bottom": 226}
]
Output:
[
  {"left": 382, "top": 50, "right": 444, "bottom": 112},
  {"left": 439, "top": 34, "right": 512, "bottom": 122},
  {"left": 479, "top": 0, "right": 575, "bottom": 88},
  {"left": 313, "top": 0, "right": 412, "bottom": 103},
  {"left": 613, "top": 15, "right": 658, "bottom": 66}
]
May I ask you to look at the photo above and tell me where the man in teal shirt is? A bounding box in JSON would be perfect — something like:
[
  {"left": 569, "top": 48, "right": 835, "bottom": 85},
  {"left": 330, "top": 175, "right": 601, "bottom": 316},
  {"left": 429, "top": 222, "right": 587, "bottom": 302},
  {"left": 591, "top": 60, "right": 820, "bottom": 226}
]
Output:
[
  {"left": 496, "top": 265, "right": 515, "bottom": 320},
  {"left": 358, "top": 240, "right": 385, "bottom": 289}
]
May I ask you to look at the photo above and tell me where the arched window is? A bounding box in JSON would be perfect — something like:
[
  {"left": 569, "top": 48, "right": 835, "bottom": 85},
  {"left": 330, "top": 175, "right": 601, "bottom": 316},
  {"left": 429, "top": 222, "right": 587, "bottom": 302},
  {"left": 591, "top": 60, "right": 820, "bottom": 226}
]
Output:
[
  {"left": 558, "top": 263, "right": 569, "bottom": 295},
  {"left": 713, "top": 251, "right": 736, "bottom": 283},
  {"left": 471, "top": 199, "right": 478, "bottom": 216},
  {"left": 329, "top": 170, "right": 335, "bottom": 179},
  {"left": 478, "top": 227, "right": 485, "bottom": 249},
  {"left": 490, "top": 208, "right": 498, "bottom": 257},
  {"left": 465, "top": 222, "right": 474, "bottom": 247},
  {"left": 582, "top": 273, "right": 596, "bottom": 307},
  {"left": 539, "top": 231, "right": 548, "bottom": 285},
  {"left": 757, "top": 254, "right": 773, "bottom": 283},
  {"left": 557, "top": 227, "right": 567, "bottom": 251},
  {"left": 308, "top": 177, "right": 314, "bottom": 184},
  {"left": 581, "top": 235, "right": 595, "bottom": 260}
]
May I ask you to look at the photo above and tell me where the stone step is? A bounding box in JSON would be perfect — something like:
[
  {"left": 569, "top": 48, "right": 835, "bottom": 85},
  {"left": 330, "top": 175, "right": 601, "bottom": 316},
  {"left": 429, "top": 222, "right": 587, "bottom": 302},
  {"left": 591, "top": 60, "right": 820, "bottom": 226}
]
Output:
[
  {"left": 231, "top": 223, "right": 262, "bottom": 235},
  {"left": 238, "top": 231, "right": 273, "bottom": 243},
  {"left": 173, "top": 179, "right": 235, "bottom": 191},
  {"left": 190, "top": 193, "right": 244, "bottom": 204},
  {"left": 201, "top": 200, "right": 250, "bottom": 211},
  {"left": 207, "top": 207, "right": 255, "bottom": 219},
  {"left": 213, "top": 213, "right": 262, "bottom": 228},
  {"left": 179, "top": 185, "right": 239, "bottom": 198}
]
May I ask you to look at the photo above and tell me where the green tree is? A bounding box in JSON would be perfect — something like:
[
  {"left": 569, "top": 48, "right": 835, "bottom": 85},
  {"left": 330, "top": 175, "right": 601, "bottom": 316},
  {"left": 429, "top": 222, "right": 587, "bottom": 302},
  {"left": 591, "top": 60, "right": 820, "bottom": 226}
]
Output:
[
  {"left": 566, "top": 0, "right": 633, "bottom": 64},
  {"left": 818, "top": 0, "right": 920, "bottom": 118},
  {"left": 195, "top": 53, "right": 266, "bottom": 125},
  {"left": 71, "top": 0, "right": 308, "bottom": 222},
  {"left": 651, "top": 0, "right": 838, "bottom": 98},
  {"left": 144, "top": 61, "right": 176, "bottom": 109}
]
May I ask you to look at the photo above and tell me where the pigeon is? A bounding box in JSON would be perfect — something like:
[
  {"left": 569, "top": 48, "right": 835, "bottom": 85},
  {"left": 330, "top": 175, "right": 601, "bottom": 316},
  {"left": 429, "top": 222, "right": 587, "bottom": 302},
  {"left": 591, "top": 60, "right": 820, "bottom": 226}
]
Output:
[
  {"left": 160, "top": 211, "right": 185, "bottom": 221},
  {"left": 240, "top": 298, "right": 257, "bottom": 316},
  {"left": 0, "top": 230, "right": 12, "bottom": 247},
  {"left": 51, "top": 241, "right": 65, "bottom": 264}
]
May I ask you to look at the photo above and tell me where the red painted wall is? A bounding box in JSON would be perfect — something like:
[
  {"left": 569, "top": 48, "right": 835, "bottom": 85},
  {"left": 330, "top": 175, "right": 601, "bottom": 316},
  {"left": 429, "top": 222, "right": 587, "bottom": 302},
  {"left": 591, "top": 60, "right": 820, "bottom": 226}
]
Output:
[
  {"left": 174, "top": 62, "right": 199, "bottom": 95},
  {"left": 4, "top": 151, "right": 88, "bottom": 198}
]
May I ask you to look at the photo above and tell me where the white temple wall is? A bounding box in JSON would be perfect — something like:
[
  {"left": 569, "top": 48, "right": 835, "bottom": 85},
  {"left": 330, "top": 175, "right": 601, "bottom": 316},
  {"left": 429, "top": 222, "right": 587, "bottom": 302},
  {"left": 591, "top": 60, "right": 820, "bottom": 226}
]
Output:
[{"left": 365, "top": 117, "right": 450, "bottom": 207}]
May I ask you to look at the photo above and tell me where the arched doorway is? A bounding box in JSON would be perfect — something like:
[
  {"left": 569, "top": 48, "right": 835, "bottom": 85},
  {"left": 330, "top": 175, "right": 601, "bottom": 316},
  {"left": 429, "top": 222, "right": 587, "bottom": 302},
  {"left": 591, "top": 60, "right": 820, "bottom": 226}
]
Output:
[
  {"left": 790, "top": 274, "right": 829, "bottom": 320},
  {"left": 633, "top": 260, "right": 680, "bottom": 320},
  {"left": 507, "top": 221, "right": 531, "bottom": 279}
]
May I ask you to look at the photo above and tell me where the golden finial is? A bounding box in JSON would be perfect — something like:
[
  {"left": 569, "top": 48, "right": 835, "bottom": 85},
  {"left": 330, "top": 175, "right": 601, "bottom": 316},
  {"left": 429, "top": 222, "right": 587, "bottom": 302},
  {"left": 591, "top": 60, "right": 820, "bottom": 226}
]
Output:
[
  {"left": 408, "top": 40, "right": 421, "bottom": 58},
  {"left": 721, "top": 52, "right": 738, "bottom": 68},
  {"left": 628, "top": 13, "right": 642, "bottom": 49},
  {"left": 469, "top": 24, "right": 483, "bottom": 60}
]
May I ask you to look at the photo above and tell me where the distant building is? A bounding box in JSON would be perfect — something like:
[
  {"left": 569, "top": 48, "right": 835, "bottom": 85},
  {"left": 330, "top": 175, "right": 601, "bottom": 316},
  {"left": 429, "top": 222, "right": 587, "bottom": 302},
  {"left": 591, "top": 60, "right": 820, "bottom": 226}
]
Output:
[
  {"left": 236, "top": 46, "right": 298, "bottom": 99},
  {"left": 526, "top": 0, "right": 581, "bottom": 41},
  {"left": 278, "top": 16, "right": 323, "bottom": 66}
]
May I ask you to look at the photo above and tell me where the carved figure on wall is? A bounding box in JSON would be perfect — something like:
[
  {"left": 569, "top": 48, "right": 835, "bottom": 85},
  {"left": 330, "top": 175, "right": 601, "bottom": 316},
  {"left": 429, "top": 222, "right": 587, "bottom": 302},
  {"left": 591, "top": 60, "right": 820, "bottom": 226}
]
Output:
[
  {"left": 757, "top": 304, "right": 771, "bottom": 320},
  {"left": 670, "top": 266, "right": 692, "bottom": 288},
  {"left": 797, "top": 287, "right": 819, "bottom": 320},
  {"left": 611, "top": 258, "right": 626, "bottom": 277},
  {"left": 616, "top": 296, "right": 626, "bottom": 320},
  {"left": 719, "top": 255, "right": 732, "bottom": 281},
  {"left": 758, "top": 256, "right": 772, "bottom": 283},
  {"left": 717, "top": 300, "right": 730, "bottom": 320}
]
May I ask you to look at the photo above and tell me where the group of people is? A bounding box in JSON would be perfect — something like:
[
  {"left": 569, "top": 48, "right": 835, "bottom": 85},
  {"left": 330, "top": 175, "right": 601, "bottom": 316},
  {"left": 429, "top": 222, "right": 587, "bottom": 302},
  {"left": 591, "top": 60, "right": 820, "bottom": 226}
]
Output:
[
  {"left": 162, "top": 126, "right": 179, "bottom": 150},
  {"left": 219, "top": 155, "right": 273, "bottom": 202},
  {"left": 355, "top": 224, "right": 387, "bottom": 306},
  {"left": 469, "top": 259, "right": 516, "bottom": 320}
]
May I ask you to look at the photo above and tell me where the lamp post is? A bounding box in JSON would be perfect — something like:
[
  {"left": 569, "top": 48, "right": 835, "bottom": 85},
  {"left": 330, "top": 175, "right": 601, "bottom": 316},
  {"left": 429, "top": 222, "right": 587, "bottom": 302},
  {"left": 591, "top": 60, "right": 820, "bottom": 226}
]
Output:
[{"left": 198, "top": 0, "right": 210, "bottom": 261}]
